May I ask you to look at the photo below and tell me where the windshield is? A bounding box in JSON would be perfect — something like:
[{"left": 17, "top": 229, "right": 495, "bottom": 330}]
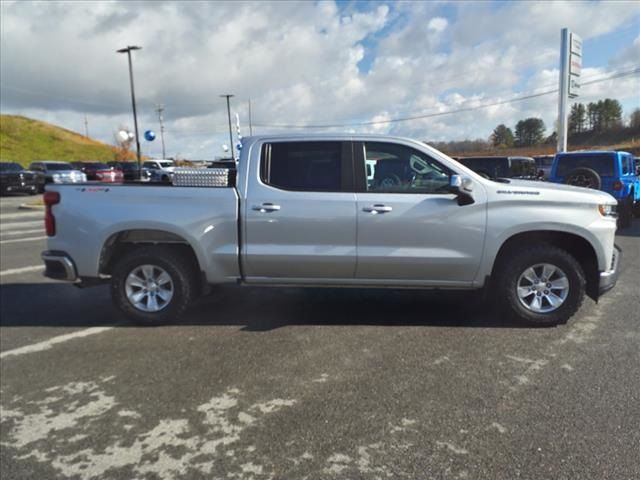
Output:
[
  {"left": 45, "top": 163, "right": 74, "bottom": 171},
  {"left": 555, "top": 154, "right": 615, "bottom": 177},
  {"left": 84, "top": 163, "right": 110, "bottom": 169},
  {"left": 0, "top": 163, "right": 23, "bottom": 172},
  {"left": 116, "top": 163, "right": 137, "bottom": 170},
  {"left": 510, "top": 158, "right": 537, "bottom": 177}
]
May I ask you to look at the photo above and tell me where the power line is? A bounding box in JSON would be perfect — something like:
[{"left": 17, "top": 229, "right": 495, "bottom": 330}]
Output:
[{"left": 252, "top": 67, "right": 640, "bottom": 129}]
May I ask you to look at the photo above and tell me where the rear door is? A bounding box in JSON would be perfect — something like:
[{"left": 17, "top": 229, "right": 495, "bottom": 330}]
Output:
[
  {"left": 354, "top": 141, "right": 487, "bottom": 285},
  {"left": 243, "top": 141, "right": 357, "bottom": 280}
]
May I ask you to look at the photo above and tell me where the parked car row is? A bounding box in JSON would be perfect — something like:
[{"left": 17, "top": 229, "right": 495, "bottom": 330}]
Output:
[
  {"left": 0, "top": 160, "right": 181, "bottom": 194},
  {"left": 454, "top": 156, "right": 539, "bottom": 180},
  {"left": 548, "top": 150, "right": 640, "bottom": 228},
  {"left": 449, "top": 151, "right": 639, "bottom": 229}
]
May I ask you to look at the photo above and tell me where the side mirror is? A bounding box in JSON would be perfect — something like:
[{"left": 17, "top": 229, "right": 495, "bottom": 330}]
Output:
[{"left": 449, "top": 175, "right": 475, "bottom": 206}]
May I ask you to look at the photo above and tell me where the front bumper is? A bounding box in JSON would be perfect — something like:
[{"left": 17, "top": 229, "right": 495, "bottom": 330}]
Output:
[
  {"left": 2, "top": 182, "right": 37, "bottom": 193},
  {"left": 42, "top": 251, "right": 77, "bottom": 282},
  {"left": 599, "top": 244, "right": 621, "bottom": 297}
]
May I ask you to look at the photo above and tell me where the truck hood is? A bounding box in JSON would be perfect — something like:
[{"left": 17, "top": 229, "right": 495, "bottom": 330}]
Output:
[{"left": 491, "top": 179, "right": 617, "bottom": 204}]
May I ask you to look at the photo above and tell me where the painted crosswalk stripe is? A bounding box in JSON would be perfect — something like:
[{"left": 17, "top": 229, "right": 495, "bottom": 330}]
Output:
[
  {"left": 1, "top": 211, "right": 44, "bottom": 220},
  {"left": 0, "top": 236, "right": 48, "bottom": 245},
  {"left": 0, "top": 220, "right": 44, "bottom": 231},
  {"left": 1, "top": 228, "right": 45, "bottom": 237},
  {"left": 0, "top": 327, "right": 115, "bottom": 359},
  {"left": 0, "top": 265, "right": 44, "bottom": 276}
]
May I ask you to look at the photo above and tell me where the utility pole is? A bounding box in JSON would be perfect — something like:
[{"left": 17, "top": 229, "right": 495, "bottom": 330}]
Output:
[
  {"left": 156, "top": 104, "right": 166, "bottom": 159},
  {"left": 117, "top": 45, "right": 142, "bottom": 174},
  {"left": 84, "top": 114, "right": 89, "bottom": 138},
  {"left": 248, "top": 98, "right": 253, "bottom": 136},
  {"left": 220, "top": 94, "right": 235, "bottom": 160}
]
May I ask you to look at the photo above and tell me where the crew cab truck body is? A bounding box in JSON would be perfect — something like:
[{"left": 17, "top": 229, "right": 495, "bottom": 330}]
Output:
[{"left": 42, "top": 135, "right": 621, "bottom": 326}]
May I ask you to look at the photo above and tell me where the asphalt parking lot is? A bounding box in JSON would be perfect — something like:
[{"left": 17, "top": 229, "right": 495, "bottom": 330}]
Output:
[{"left": 1, "top": 193, "right": 639, "bottom": 480}]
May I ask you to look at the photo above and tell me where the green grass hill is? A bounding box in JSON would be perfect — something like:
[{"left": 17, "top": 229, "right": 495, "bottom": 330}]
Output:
[{"left": 0, "top": 115, "right": 126, "bottom": 167}]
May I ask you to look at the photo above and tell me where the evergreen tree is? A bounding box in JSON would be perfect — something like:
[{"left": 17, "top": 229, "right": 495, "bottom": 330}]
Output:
[
  {"left": 515, "top": 118, "right": 546, "bottom": 146},
  {"left": 491, "top": 124, "right": 514, "bottom": 148}
]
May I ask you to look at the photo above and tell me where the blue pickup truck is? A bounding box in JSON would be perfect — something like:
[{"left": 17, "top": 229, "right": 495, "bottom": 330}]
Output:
[{"left": 549, "top": 150, "right": 640, "bottom": 228}]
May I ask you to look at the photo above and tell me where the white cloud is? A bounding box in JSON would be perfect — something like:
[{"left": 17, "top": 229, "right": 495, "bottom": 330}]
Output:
[{"left": 427, "top": 17, "right": 448, "bottom": 33}]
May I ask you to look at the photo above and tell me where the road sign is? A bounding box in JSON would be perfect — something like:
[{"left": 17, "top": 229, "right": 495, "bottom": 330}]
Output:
[
  {"left": 144, "top": 130, "right": 156, "bottom": 141},
  {"left": 568, "top": 32, "right": 582, "bottom": 98},
  {"left": 558, "top": 28, "right": 583, "bottom": 153}
]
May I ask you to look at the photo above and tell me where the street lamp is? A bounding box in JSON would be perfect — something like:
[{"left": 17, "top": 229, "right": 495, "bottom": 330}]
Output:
[
  {"left": 220, "top": 94, "right": 235, "bottom": 160},
  {"left": 117, "top": 45, "right": 142, "bottom": 174}
]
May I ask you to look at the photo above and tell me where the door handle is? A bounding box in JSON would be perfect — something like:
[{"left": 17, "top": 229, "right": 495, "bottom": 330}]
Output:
[
  {"left": 252, "top": 203, "right": 281, "bottom": 213},
  {"left": 363, "top": 204, "right": 393, "bottom": 214}
]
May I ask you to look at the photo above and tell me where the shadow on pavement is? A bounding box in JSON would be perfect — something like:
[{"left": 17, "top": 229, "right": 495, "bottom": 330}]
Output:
[
  {"left": 0, "top": 282, "right": 528, "bottom": 330},
  {"left": 616, "top": 218, "right": 640, "bottom": 237}
]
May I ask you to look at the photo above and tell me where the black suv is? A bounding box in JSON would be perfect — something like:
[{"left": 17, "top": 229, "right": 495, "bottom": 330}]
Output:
[
  {"left": 107, "top": 162, "right": 152, "bottom": 182},
  {"left": 455, "top": 156, "right": 539, "bottom": 180}
]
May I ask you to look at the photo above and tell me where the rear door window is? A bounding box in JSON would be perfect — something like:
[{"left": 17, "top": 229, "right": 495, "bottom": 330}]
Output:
[{"left": 261, "top": 142, "right": 349, "bottom": 192}]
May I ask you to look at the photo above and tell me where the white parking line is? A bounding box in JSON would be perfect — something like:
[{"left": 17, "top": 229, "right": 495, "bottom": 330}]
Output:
[
  {"left": 0, "top": 220, "right": 44, "bottom": 231},
  {"left": 0, "top": 327, "right": 115, "bottom": 359},
  {"left": 1, "top": 228, "right": 45, "bottom": 237},
  {"left": 0, "top": 211, "right": 44, "bottom": 220},
  {"left": 0, "top": 236, "right": 47, "bottom": 245},
  {"left": 0, "top": 265, "right": 44, "bottom": 276}
]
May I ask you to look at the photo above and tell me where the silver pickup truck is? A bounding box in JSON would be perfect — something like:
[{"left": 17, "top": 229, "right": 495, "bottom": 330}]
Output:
[{"left": 41, "top": 134, "right": 621, "bottom": 326}]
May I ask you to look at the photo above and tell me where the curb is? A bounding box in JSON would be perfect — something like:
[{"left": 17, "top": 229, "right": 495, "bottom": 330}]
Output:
[{"left": 18, "top": 203, "right": 45, "bottom": 211}]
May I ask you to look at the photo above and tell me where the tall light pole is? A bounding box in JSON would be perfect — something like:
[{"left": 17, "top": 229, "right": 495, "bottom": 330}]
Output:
[
  {"left": 220, "top": 94, "right": 235, "bottom": 160},
  {"left": 117, "top": 46, "right": 142, "bottom": 173}
]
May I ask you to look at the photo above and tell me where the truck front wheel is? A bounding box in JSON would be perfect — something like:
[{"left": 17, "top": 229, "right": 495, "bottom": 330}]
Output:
[
  {"left": 111, "top": 246, "right": 199, "bottom": 324},
  {"left": 494, "top": 245, "right": 585, "bottom": 326}
]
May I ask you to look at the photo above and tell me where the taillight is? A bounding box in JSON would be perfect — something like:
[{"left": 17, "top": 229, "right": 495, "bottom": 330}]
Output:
[
  {"left": 612, "top": 180, "right": 623, "bottom": 191},
  {"left": 44, "top": 191, "right": 60, "bottom": 236}
]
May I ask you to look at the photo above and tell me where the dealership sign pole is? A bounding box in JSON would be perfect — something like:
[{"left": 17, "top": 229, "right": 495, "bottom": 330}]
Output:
[{"left": 557, "top": 28, "right": 582, "bottom": 152}]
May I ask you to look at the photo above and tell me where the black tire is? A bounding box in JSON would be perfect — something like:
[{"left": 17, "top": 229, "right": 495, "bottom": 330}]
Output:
[
  {"left": 564, "top": 167, "right": 602, "bottom": 190},
  {"left": 110, "top": 246, "right": 200, "bottom": 325},
  {"left": 494, "top": 244, "right": 585, "bottom": 326}
]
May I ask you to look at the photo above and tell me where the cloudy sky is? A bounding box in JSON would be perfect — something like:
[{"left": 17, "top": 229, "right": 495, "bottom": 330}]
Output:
[{"left": 1, "top": 0, "right": 639, "bottom": 159}]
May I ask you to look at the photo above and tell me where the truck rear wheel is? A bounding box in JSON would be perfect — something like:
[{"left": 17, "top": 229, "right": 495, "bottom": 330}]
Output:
[
  {"left": 110, "top": 246, "right": 199, "bottom": 325},
  {"left": 494, "top": 245, "right": 585, "bottom": 326}
]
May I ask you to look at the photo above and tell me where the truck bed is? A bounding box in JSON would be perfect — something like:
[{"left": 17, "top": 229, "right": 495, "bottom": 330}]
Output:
[{"left": 47, "top": 184, "right": 241, "bottom": 283}]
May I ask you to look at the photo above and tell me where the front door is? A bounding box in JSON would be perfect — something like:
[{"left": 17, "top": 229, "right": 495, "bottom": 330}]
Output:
[
  {"left": 354, "top": 141, "right": 487, "bottom": 285},
  {"left": 243, "top": 141, "right": 357, "bottom": 280}
]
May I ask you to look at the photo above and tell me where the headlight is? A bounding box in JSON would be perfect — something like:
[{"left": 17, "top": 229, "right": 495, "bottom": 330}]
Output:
[
  {"left": 598, "top": 204, "right": 617, "bottom": 217},
  {"left": 52, "top": 173, "right": 62, "bottom": 183}
]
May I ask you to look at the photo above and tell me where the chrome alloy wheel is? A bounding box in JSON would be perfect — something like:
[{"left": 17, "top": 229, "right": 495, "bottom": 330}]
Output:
[
  {"left": 125, "top": 265, "right": 174, "bottom": 312},
  {"left": 516, "top": 263, "right": 570, "bottom": 313}
]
